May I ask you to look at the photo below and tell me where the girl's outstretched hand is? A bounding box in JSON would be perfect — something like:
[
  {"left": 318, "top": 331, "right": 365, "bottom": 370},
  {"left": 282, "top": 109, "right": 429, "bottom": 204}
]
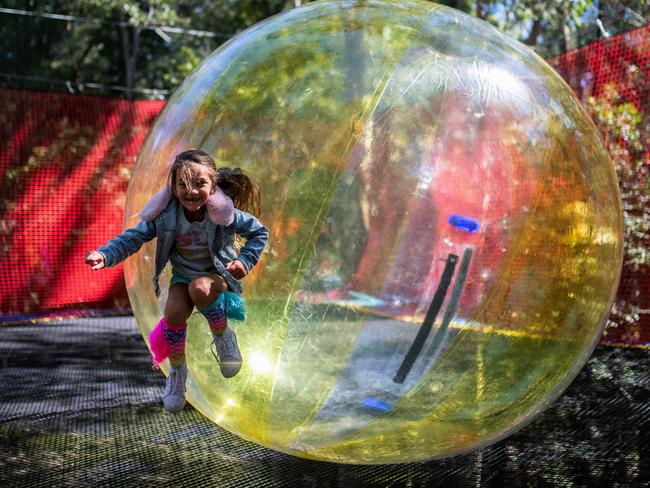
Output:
[
  {"left": 85, "top": 251, "right": 105, "bottom": 270},
  {"left": 225, "top": 260, "right": 248, "bottom": 279}
]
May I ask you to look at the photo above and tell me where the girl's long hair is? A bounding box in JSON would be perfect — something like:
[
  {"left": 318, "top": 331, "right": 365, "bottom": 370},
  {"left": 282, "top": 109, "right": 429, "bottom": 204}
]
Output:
[
  {"left": 168, "top": 149, "right": 262, "bottom": 217},
  {"left": 216, "top": 166, "right": 262, "bottom": 217}
]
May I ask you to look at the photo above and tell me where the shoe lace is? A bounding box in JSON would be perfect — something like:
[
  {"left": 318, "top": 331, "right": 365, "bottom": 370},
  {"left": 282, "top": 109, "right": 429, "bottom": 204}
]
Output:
[
  {"left": 164, "top": 370, "right": 176, "bottom": 397},
  {"left": 211, "top": 336, "right": 229, "bottom": 363},
  {"left": 211, "top": 332, "right": 237, "bottom": 362},
  {"left": 210, "top": 338, "right": 220, "bottom": 363},
  {"left": 164, "top": 368, "right": 186, "bottom": 396}
]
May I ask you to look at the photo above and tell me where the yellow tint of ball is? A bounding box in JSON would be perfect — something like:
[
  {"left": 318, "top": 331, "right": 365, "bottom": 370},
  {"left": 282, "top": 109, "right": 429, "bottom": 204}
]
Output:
[{"left": 124, "top": 0, "right": 622, "bottom": 464}]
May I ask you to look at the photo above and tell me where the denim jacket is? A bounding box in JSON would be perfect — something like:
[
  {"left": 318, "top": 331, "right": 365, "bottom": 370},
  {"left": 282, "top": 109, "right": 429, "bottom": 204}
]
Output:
[{"left": 98, "top": 198, "right": 268, "bottom": 296}]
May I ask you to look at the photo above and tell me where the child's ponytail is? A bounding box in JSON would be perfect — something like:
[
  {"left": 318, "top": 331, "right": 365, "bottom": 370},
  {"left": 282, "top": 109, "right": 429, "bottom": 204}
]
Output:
[{"left": 217, "top": 167, "right": 262, "bottom": 218}]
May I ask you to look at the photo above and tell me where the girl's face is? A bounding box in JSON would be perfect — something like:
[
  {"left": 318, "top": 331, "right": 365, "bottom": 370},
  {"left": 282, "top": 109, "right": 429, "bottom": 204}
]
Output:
[{"left": 173, "top": 163, "right": 215, "bottom": 215}]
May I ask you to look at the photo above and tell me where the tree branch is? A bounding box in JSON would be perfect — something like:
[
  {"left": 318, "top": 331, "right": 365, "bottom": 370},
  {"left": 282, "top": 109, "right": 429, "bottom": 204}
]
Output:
[{"left": 525, "top": 18, "right": 542, "bottom": 46}]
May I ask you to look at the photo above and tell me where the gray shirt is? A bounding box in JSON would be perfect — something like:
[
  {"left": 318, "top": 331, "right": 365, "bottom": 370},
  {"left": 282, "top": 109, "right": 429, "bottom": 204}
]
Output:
[{"left": 169, "top": 206, "right": 215, "bottom": 279}]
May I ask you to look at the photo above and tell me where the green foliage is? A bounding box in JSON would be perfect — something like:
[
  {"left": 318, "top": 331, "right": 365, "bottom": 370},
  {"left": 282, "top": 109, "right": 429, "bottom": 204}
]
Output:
[
  {"left": 2, "top": 1, "right": 646, "bottom": 98},
  {"left": 587, "top": 83, "right": 649, "bottom": 335},
  {"left": 588, "top": 85, "right": 648, "bottom": 271},
  {"left": 479, "top": 0, "right": 648, "bottom": 57},
  {"left": 0, "top": 0, "right": 300, "bottom": 98}
]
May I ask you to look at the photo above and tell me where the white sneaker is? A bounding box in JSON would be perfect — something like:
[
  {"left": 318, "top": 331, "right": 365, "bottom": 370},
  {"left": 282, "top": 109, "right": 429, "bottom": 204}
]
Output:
[
  {"left": 163, "top": 363, "right": 187, "bottom": 412},
  {"left": 211, "top": 328, "right": 242, "bottom": 378}
]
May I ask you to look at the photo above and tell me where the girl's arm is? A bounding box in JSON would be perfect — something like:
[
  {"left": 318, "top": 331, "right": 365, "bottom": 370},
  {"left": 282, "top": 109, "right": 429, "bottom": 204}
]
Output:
[
  {"left": 96, "top": 220, "right": 158, "bottom": 267},
  {"left": 230, "top": 209, "right": 269, "bottom": 272}
]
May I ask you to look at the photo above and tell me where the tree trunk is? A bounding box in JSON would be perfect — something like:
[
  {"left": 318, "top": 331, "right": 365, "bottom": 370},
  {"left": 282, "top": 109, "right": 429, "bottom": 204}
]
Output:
[
  {"left": 119, "top": 10, "right": 140, "bottom": 100},
  {"left": 525, "top": 18, "right": 542, "bottom": 46},
  {"left": 476, "top": 0, "right": 486, "bottom": 19},
  {"left": 73, "top": 43, "right": 95, "bottom": 93},
  {"left": 561, "top": 1, "right": 572, "bottom": 53}
]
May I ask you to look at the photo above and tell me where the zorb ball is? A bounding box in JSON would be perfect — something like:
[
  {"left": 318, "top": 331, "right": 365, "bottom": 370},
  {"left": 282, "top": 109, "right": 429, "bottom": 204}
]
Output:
[{"left": 124, "top": 0, "right": 622, "bottom": 464}]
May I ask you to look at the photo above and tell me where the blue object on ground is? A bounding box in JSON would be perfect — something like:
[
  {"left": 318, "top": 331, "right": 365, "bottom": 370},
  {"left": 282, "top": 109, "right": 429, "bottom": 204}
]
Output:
[
  {"left": 448, "top": 214, "right": 480, "bottom": 233},
  {"left": 363, "top": 397, "right": 391, "bottom": 412}
]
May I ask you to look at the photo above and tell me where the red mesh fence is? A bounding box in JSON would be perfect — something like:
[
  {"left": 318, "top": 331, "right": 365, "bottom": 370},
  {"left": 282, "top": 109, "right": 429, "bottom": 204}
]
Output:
[
  {"left": 0, "top": 89, "right": 163, "bottom": 320},
  {"left": 0, "top": 24, "right": 648, "bottom": 346}
]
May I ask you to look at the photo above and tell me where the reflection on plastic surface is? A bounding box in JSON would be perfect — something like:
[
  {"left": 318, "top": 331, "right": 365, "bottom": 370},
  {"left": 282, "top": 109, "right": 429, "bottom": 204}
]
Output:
[{"left": 124, "top": 0, "right": 622, "bottom": 464}]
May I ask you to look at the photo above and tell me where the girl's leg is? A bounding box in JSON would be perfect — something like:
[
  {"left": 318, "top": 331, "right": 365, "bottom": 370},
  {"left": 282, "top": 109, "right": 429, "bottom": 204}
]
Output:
[
  {"left": 188, "top": 275, "right": 228, "bottom": 334},
  {"left": 189, "top": 275, "right": 242, "bottom": 378},
  {"left": 165, "top": 283, "right": 194, "bottom": 327},
  {"left": 163, "top": 283, "right": 194, "bottom": 366},
  {"left": 149, "top": 283, "right": 194, "bottom": 413}
]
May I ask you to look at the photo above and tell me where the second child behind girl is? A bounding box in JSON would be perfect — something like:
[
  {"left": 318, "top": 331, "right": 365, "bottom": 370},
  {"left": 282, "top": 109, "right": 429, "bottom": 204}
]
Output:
[{"left": 85, "top": 149, "right": 269, "bottom": 412}]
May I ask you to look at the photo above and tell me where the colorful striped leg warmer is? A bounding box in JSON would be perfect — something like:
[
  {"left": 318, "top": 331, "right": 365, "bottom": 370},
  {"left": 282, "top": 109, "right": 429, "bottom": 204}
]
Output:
[
  {"left": 197, "top": 298, "right": 227, "bottom": 335},
  {"left": 148, "top": 318, "right": 187, "bottom": 367}
]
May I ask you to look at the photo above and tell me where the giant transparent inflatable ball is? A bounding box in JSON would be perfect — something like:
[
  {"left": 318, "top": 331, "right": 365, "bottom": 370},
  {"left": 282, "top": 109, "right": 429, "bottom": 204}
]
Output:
[{"left": 125, "top": 0, "right": 622, "bottom": 463}]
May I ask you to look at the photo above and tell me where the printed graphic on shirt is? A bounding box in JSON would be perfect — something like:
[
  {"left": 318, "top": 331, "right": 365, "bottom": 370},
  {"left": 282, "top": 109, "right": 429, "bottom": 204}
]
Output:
[
  {"left": 175, "top": 226, "right": 210, "bottom": 260},
  {"left": 169, "top": 208, "right": 214, "bottom": 278}
]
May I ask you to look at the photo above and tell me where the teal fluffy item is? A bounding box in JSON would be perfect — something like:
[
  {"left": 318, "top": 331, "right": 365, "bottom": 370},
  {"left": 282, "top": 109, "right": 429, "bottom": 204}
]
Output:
[{"left": 218, "top": 291, "right": 246, "bottom": 321}]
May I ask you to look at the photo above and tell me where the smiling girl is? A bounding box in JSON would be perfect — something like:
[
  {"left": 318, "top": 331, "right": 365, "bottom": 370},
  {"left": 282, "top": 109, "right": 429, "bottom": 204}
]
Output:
[{"left": 85, "top": 149, "right": 268, "bottom": 412}]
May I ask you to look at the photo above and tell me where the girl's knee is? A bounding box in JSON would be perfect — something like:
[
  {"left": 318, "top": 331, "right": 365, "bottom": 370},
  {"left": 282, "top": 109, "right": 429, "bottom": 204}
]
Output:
[
  {"left": 188, "top": 276, "right": 212, "bottom": 299},
  {"left": 164, "top": 284, "right": 192, "bottom": 326},
  {"left": 164, "top": 306, "right": 190, "bottom": 327},
  {"left": 188, "top": 275, "right": 226, "bottom": 304}
]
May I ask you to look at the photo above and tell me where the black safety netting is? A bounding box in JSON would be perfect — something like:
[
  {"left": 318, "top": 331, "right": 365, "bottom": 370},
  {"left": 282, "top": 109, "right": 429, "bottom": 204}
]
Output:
[{"left": 0, "top": 317, "right": 648, "bottom": 487}]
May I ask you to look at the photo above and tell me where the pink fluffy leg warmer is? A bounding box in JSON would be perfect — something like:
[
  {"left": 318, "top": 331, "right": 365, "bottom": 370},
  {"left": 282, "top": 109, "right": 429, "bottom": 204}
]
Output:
[{"left": 148, "top": 318, "right": 187, "bottom": 367}]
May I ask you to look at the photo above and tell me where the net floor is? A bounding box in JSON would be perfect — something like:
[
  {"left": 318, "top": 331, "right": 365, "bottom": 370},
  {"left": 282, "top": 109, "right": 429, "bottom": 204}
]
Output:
[{"left": 0, "top": 317, "right": 648, "bottom": 487}]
